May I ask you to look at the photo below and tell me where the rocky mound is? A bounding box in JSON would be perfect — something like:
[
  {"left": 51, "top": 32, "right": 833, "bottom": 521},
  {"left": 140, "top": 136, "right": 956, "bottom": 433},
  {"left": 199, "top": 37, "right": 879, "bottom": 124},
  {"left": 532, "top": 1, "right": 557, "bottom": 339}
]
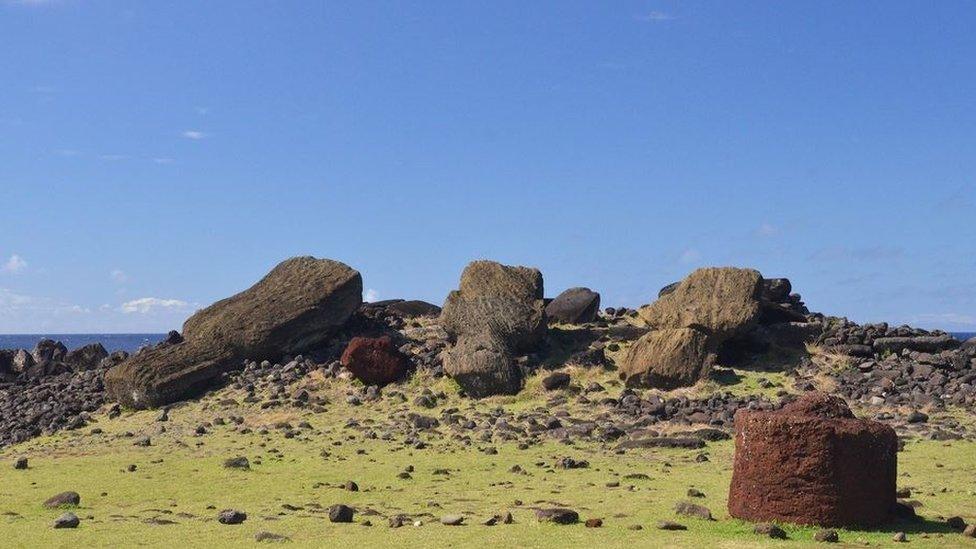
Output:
[
  {"left": 440, "top": 261, "right": 547, "bottom": 397},
  {"left": 622, "top": 268, "right": 763, "bottom": 389},
  {"left": 105, "top": 257, "right": 362, "bottom": 409},
  {"left": 728, "top": 392, "right": 897, "bottom": 527},
  {"left": 816, "top": 318, "right": 961, "bottom": 358},
  {"left": 0, "top": 349, "right": 128, "bottom": 447}
]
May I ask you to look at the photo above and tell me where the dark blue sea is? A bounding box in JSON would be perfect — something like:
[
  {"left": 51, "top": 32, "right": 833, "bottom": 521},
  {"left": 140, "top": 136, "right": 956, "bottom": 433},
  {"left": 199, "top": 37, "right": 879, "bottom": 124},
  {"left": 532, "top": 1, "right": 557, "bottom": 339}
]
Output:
[
  {"left": 0, "top": 334, "right": 166, "bottom": 353},
  {"left": 952, "top": 332, "right": 976, "bottom": 341}
]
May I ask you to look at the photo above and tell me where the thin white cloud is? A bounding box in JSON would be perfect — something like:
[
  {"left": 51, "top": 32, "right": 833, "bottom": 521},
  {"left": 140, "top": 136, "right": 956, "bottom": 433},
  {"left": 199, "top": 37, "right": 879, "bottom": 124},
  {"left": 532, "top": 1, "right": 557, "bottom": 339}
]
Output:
[
  {"left": 808, "top": 246, "right": 904, "bottom": 262},
  {"left": 8, "top": 0, "right": 57, "bottom": 6},
  {"left": 364, "top": 288, "right": 380, "bottom": 303},
  {"left": 182, "top": 130, "right": 206, "bottom": 140},
  {"left": 679, "top": 248, "right": 702, "bottom": 264},
  {"left": 0, "top": 288, "right": 32, "bottom": 307},
  {"left": 756, "top": 223, "right": 778, "bottom": 238},
  {"left": 637, "top": 11, "right": 675, "bottom": 22},
  {"left": 0, "top": 288, "right": 88, "bottom": 317},
  {"left": 99, "top": 154, "right": 128, "bottom": 161},
  {"left": 110, "top": 269, "right": 129, "bottom": 283},
  {"left": 152, "top": 157, "right": 175, "bottom": 164},
  {"left": 120, "top": 297, "right": 191, "bottom": 314},
  {"left": 2, "top": 254, "right": 27, "bottom": 274},
  {"left": 912, "top": 312, "right": 976, "bottom": 328}
]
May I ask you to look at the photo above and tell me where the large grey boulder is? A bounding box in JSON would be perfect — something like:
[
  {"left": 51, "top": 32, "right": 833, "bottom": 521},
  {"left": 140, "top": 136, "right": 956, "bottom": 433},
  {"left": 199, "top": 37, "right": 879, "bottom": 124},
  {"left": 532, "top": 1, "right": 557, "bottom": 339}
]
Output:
[
  {"left": 441, "top": 261, "right": 546, "bottom": 351},
  {"left": 545, "top": 287, "right": 600, "bottom": 325},
  {"left": 105, "top": 257, "right": 362, "bottom": 408},
  {"left": 639, "top": 267, "right": 764, "bottom": 342},
  {"left": 442, "top": 333, "right": 521, "bottom": 397},
  {"left": 32, "top": 339, "right": 67, "bottom": 367},
  {"left": 12, "top": 349, "right": 34, "bottom": 373},
  {"left": 440, "top": 260, "right": 546, "bottom": 396},
  {"left": 619, "top": 328, "right": 714, "bottom": 389}
]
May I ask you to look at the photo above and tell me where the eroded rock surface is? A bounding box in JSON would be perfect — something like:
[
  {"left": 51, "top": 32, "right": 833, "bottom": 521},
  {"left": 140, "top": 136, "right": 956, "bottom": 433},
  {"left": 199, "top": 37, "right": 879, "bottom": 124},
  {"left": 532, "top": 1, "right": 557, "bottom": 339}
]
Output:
[
  {"left": 728, "top": 392, "right": 897, "bottom": 527},
  {"left": 440, "top": 261, "right": 546, "bottom": 397},
  {"left": 105, "top": 257, "right": 362, "bottom": 408}
]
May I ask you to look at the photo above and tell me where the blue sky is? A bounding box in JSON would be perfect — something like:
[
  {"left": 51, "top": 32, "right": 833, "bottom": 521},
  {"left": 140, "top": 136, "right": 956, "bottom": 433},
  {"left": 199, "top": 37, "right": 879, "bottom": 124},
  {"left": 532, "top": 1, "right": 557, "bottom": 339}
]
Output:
[{"left": 1, "top": 1, "right": 974, "bottom": 333}]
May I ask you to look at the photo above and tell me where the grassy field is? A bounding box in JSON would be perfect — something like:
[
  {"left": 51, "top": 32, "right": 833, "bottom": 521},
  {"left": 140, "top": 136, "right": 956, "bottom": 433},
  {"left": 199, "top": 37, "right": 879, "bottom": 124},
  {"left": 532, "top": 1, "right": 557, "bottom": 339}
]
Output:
[{"left": 1, "top": 369, "right": 975, "bottom": 548}]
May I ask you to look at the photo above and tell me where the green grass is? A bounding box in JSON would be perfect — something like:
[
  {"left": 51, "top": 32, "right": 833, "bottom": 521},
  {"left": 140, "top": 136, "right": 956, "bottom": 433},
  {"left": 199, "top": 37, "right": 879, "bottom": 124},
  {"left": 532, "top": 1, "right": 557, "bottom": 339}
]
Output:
[{"left": 1, "top": 373, "right": 975, "bottom": 548}]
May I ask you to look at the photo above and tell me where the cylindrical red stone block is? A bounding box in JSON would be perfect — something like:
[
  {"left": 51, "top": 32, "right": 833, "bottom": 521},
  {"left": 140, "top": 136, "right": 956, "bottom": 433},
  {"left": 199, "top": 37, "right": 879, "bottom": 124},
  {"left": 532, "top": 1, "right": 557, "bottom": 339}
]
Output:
[{"left": 728, "top": 393, "right": 897, "bottom": 527}]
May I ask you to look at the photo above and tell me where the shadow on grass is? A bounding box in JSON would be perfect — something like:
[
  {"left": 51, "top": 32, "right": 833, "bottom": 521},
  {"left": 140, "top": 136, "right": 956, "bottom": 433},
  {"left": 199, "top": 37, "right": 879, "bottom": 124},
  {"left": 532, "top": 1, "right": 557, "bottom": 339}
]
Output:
[
  {"left": 710, "top": 368, "right": 743, "bottom": 386},
  {"left": 862, "top": 515, "right": 957, "bottom": 536},
  {"left": 537, "top": 326, "right": 610, "bottom": 371}
]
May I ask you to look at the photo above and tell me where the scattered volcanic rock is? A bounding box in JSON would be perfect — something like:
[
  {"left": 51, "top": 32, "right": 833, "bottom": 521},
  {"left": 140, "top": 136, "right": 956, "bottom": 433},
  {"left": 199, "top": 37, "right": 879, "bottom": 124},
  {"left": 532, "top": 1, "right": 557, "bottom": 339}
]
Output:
[
  {"left": 328, "top": 504, "right": 355, "bottom": 523},
  {"left": 440, "top": 515, "right": 464, "bottom": 526},
  {"left": 728, "top": 392, "right": 897, "bottom": 527},
  {"left": 619, "top": 328, "right": 713, "bottom": 389},
  {"left": 813, "top": 529, "right": 840, "bottom": 543},
  {"left": 340, "top": 336, "right": 410, "bottom": 386},
  {"left": 104, "top": 256, "right": 362, "bottom": 408},
  {"left": 534, "top": 508, "right": 579, "bottom": 524},
  {"left": 223, "top": 456, "right": 250, "bottom": 470},
  {"left": 675, "top": 501, "right": 713, "bottom": 520},
  {"left": 44, "top": 491, "right": 81, "bottom": 508},
  {"left": 754, "top": 523, "right": 787, "bottom": 539},
  {"left": 546, "top": 287, "right": 601, "bottom": 324},
  {"left": 0, "top": 363, "right": 106, "bottom": 447},
  {"left": 53, "top": 512, "right": 80, "bottom": 529},
  {"left": 218, "top": 509, "right": 247, "bottom": 525}
]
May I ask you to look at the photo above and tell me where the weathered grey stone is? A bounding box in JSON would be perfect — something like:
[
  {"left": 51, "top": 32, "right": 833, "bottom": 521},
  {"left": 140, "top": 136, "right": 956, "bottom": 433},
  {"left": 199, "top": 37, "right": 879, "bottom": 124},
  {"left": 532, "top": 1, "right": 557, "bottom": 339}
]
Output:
[
  {"left": 441, "top": 260, "right": 546, "bottom": 352},
  {"left": 440, "top": 260, "right": 546, "bottom": 396},
  {"left": 442, "top": 333, "right": 520, "bottom": 397},
  {"left": 639, "top": 267, "right": 763, "bottom": 341},
  {"left": 105, "top": 257, "right": 362, "bottom": 408},
  {"left": 619, "top": 328, "right": 713, "bottom": 389}
]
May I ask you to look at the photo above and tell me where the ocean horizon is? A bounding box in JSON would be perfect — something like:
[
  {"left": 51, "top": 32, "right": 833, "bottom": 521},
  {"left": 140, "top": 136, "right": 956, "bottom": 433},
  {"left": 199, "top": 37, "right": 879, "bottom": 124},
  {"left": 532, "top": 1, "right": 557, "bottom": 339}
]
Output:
[
  {"left": 1, "top": 331, "right": 973, "bottom": 355},
  {"left": 0, "top": 333, "right": 167, "bottom": 354}
]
